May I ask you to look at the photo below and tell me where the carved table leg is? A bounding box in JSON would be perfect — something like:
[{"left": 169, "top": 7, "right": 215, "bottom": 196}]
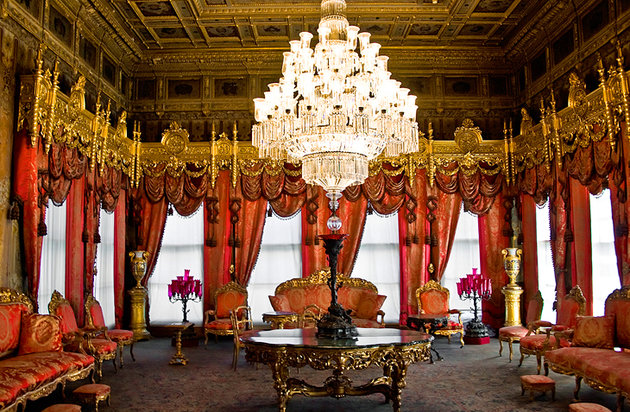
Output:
[
  {"left": 169, "top": 330, "right": 188, "bottom": 366},
  {"left": 270, "top": 360, "right": 290, "bottom": 412},
  {"left": 390, "top": 359, "right": 410, "bottom": 412}
]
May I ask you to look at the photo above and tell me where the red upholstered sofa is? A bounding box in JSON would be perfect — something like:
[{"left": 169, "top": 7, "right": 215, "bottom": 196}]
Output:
[
  {"left": 268, "top": 269, "right": 386, "bottom": 328},
  {"left": 544, "top": 286, "right": 630, "bottom": 412},
  {"left": 0, "top": 288, "right": 94, "bottom": 412}
]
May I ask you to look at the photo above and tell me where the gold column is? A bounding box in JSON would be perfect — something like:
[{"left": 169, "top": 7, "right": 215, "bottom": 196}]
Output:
[
  {"left": 128, "top": 251, "right": 151, "bottom": 340},
  {"left": 501, "top": 248, "right": 523, "bottom": 327}
]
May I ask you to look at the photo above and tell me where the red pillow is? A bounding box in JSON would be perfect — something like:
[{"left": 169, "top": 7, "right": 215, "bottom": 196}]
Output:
[
  {"left": 269, "top": 294, "right": 291, "bottom": 312},
  {"left": 573, "top": 315, "right": 615, "bottom": 349},
  {"left": 0, "top": 303, "right": 28, "bottom": 355},
  {"left": 18, "top": 313, "right": 63, "bottom": 355}
]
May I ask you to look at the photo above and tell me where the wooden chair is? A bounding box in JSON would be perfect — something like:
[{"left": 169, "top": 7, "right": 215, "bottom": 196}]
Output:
[
  {"left": 229, "top": 305, "right": 253, "bottom": 371},
  {"left": 498, "top": 291, "right": 544, "bottom": 361},
  {"left": 415, "top": 280, "right": 464, "bottom": 347},
  {"left": 84, "top": 294, "right": 135, "bottom": 368},
  {"left": 203, "top": 281, "right": 248, "bottom": 345},
  {"left": 519, "top": 285, "right": 586, "bottom": 374},
  {"left": 49, "top": 290, "right": 118, "bottom": 380}
]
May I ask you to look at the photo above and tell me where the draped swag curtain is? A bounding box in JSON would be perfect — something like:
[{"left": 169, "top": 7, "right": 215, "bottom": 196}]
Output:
[
  {"left": 15, "top": 121, "right": 628, "bottom": 327},
  {"left": 11, "top": 130, "right": 125, "bottom": 316}
]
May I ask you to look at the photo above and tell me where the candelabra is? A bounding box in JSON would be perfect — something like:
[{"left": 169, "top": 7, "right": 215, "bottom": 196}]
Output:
[
  {"left": 168, "top": 270, "right": 202, "bottom": 323},
  {"left": 457, "top": 268, "right": 492, "bottom": 344}
]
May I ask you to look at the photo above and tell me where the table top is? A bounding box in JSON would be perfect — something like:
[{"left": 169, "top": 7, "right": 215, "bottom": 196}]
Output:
[
  {"left": 408, "top": 313, "right": 449, "bottom": 321},
  {"left": 166, "top": 321, "right": 194, "bottom": 330},
  {"left": 240, "top": 328, "right": 432, "bottom": 349}
]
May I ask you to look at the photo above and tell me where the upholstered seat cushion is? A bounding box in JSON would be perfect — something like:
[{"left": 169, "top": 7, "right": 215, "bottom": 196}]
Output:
[
  {"left": 499, "top": 325, "right": 529, "bottom": 338},
  {"left": 0, "top": 351, "right": 94, "bottom": 408},
  {"left": 73, "top": 383, "right": 111, "bottom": 398},
  {"left": 100, "top": 329, "right": 134, "bottom": 341},
  {"left": 445, "top": 320, "right": 463, "bottom": 329},
  {"left": 352, "top": 318, "right": 383, "bottom": 328},
  {"left": 91, "top": 339, "right": 117, "bottom": 354},
  {"left": 546, "top": 347, "right": 630, "bottom": 394},
  {"left": 520, "top": 374, "right": 555, "bottom": 386},
  {"left": 42, "top": 404, "right": 82, "bottom": 412},
  {"left": 520, "top": 334, "right": 559, "bottom": 350},
  {"left": 204, "top": 319, "right": 234, "bottom": 330},
  {"left": 568, "top": 402, "right": 613, "bottom": 412}
]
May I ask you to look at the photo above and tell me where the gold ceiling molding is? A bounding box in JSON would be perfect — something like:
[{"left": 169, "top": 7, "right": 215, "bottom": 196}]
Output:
[{"left": 16, "top": 44, "right": 630, "bottom": 191}]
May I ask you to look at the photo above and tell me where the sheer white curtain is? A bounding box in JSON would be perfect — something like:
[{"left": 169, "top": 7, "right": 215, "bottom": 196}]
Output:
[
  {"left": 148, "top": 209, "right": 204, "bottom": 324},
  {"left": 590, "top": 190, "right": 620, "bottom": 316},
  {"left": 248, "top": 212, "right": 302, "bottom": 324},
  {"left": 94, "top": 209, "right": 115, "bottom": 327},
  {"left": 442, "top": 208, "right": 481, "bottom": 315},
  {"left": 38, "top": 202, "right": 67, "bottom": 313},
  {"left": 353, "top": 212, "right": 400, "bottom": 323},
  {"left": 536, "top": 203, "right": 556, "bottom": 322}
]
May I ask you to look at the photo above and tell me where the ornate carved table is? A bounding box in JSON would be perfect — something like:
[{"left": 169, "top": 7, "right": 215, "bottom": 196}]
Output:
[
  {"left": 262, "top": 311, "right": 299, "bottom": 329},
  {"left": 240, "top": 328, "right": 433, "bottom": 412},
  {"left": 168, "top": 321, "right": 193, "bottom": 365}
]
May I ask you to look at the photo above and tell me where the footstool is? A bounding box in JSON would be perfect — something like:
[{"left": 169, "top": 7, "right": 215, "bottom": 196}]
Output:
[
  {"left": 520, "top": 375, "right": 555, "bottom": 401},
  {"left": 569, "top": 403, "right": 612, "bottom": 412},
  {"left": 42, "top": 405, "right": 82, "bottom": 412},
  {"left": 73, "top": 383, "right": 111, "bottom": 412}
]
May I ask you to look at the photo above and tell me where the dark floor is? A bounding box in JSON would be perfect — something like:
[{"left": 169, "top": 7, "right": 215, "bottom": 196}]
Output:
[{"left": 26, "top": 333, "right": 621, "bottom": 412}]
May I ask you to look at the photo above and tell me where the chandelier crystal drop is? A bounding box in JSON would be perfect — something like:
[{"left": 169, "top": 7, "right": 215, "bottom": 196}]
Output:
[{"left": 252, "top": 0, "right": 420, "bottom": 230}]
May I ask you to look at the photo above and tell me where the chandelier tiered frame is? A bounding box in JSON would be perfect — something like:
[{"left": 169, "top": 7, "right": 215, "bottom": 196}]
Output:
[{"left": 252, "top": 0, "right": 420, "bottom": 227}]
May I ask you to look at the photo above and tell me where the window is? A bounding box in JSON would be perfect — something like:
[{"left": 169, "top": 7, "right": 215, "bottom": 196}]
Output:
[
  {"left": 38, "top": 202, "right": 67, "bottom": 313},
  {"left": 590, "top": 190, "right": 620, "bottom": 315},
  {"left": 94, "top": 209, "right": 115, "bottom": 327},
  {"left": 354, "top": 212, "right": 400, "bottom": 323},
  {"left": 442, "top": 208, "right": 481, "bottom": 313},
  {"left": 536, "top": 203, "right": 556, "bottom": 322},
  {"left": 248, "top": 212, "right": 302, "bottom": 324},
  {"left": 148, "top": 210, "right": 204, "bottom": 324}
]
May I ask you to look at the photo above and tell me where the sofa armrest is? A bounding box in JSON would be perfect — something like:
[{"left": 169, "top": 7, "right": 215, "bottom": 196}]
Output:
[
  {"left": 376, "top": 310, "right": 385, "bottom": 326},
  {"left": 550, "top": 329, "right": 574, "bottom": 349},
  {"left": 204, "top": 309, "right": 216, "bottom": 324}
]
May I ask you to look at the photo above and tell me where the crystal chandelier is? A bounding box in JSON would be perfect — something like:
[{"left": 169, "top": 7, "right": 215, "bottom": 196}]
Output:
[{"left": 252, "top": 0, "right": 419, "bottom": 230}]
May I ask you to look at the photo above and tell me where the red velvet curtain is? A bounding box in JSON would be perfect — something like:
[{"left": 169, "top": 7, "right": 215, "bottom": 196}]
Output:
[
  {"left": 549, "top": 165, "right": 571, "bottom": 313},
  {"left": 203, "top": 171, "right": 232, "bottom": 312},
  {"left": 137, "top": 194, "right": 168, "bottom": 286},
  {"left": 232, "top": 179, "right": 268, "bottom": 286},
  {"left": 399, "top": 169, "right": 429, "bottom": 323},
  {"left": 65, "top": 177, "right": 85, "bottom": 325},
  {"left": 113, "top": 190, "right": 126, "bottom": 329},
  {"left": 610, "top": 128, "right": 630, "bottom": 286},
  {"left": 11, "top": 129, "right": 43, "bottom": 306},
  {"left": 479, "top": 194, "right": 509, "bottom": 329},
  {"left": 429, "top": 188, "right": 462, "bottom": 282},
  {"left": 520, "top": 193, "right": 540, "bottom": 305},
  {"left": 570, "top": 178, "right": 593, "bottom": 315}
]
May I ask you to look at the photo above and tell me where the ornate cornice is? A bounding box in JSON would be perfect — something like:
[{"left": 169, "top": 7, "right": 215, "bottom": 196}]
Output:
[{"left": 18, "top": 43, "right": 630, "bottom": 190}]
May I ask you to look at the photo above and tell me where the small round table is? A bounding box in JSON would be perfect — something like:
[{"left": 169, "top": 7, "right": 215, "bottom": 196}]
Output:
[
  {"left": 241, "top": 327, "right": 433, "bottom": 412},
  {"left": 406, "top": 314, "right": 449, "bottom": 362},
  {"left": 262, "top": 311, "right": 299, "bottom": 329}
]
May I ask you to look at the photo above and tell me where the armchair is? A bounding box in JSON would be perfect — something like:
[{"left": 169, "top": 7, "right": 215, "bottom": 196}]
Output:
[
  {"left": 415, "top": 280, "right": 464, "bottom": 347},
  {"left": 48, "top": 290, "right": 118, "bottom": 380},
  {"left": 84, "top": 294, "right": 135, "bottom": 368},
  {"left": 518, "top": 285, "right": 586, "bottom": 374},
  {"left": 498, "top": 291, "right": 544, "bottom": 361},
  {"left": 204, "top": 281, "right": 248, "bottom": 345},
  {"left": 229, "top": 305, "right": 253, "bottom": 371}
]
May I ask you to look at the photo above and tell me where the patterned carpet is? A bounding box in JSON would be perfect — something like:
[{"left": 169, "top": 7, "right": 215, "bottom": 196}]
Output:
[{"left": 28, "top": 332, "right": 620, "bottom": 412}]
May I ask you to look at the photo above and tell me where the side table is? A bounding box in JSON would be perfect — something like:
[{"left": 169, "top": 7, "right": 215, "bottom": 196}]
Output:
[
  {"left": 169, "top": 322, "right": 193, "bottom": 365},
  {"left": 262, "top": 311, "right": 299, "bottom": 329}
]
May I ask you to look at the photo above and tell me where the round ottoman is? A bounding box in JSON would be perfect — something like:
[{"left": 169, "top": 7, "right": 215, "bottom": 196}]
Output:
[
  {"left": 520, "top": 374, "right": 555, "bottom": 401},
  {"left": 73, "top": 383, "right": 111, "bottom": 412},
  {"left": 569, "top": 403, "right": 613, "bottom": 412},
  {"left": 42, "top": 405, "right": 82, "bottom": 412}
]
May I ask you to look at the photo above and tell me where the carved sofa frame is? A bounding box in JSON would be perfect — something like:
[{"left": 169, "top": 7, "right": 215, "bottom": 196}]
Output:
[
  {"left": 0, "top": 288, "right": 94, "bottom": 412},
  {"left": 269, "top": 269, "right": 386, "bottom": 328},
  {"left": 544, "top": 286, "right": 630, "bottom": 412}
]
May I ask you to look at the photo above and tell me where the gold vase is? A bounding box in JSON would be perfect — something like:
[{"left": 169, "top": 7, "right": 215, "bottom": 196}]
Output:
[
  {"left": 128, "top": 251, "right": 151, "bottom": 340},
  {"left": 501, "top": 248, "right": 524, "bottom": 327}
]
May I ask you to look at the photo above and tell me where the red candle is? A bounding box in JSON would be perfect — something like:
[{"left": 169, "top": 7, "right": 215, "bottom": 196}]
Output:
[
  {"left": 457, "top": 281, "right": 462, "bottom": 296},
  {"left": 184, "top": 269, "right": 190, "bottom": 279},
  {"left": 168, "top": 284, "right": 172, "bottom": 298}
]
